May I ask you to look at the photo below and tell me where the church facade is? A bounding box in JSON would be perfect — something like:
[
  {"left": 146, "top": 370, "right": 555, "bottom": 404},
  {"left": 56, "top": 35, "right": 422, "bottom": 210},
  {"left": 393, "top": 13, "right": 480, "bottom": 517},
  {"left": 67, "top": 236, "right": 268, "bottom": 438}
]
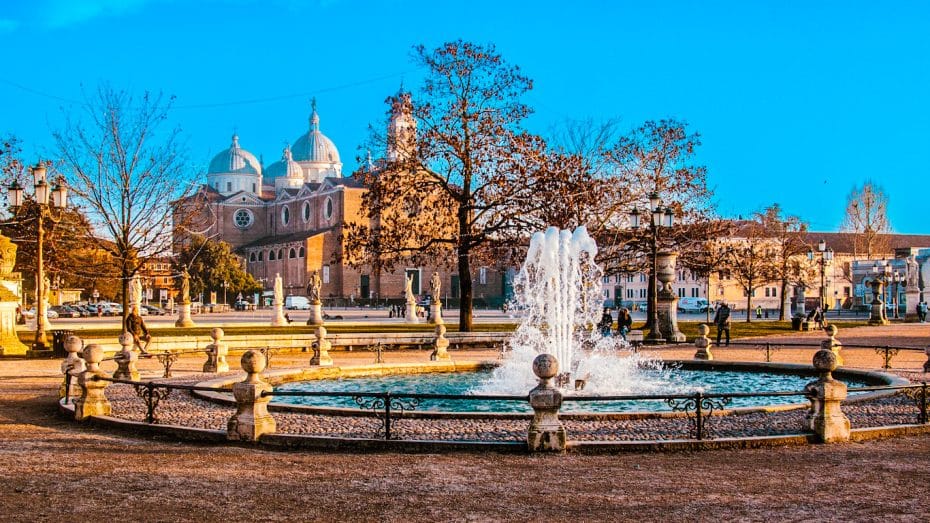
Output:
[{"left": 174, "top": 96, "right": 508, "bottom": 306}]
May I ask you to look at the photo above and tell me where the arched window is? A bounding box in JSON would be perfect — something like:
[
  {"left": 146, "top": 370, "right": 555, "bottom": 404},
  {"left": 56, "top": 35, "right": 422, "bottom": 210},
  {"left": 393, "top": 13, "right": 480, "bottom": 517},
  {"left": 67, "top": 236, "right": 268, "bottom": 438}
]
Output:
[
  {"left": 269, "top": 250, "right": 276, "bottom": 261},
  {"left": 302, "top": 201, "right": 312, "bottom": 222},
  {"left": 324, "top": 197, "right": 334, "bottom": 220},
  {"left": 278, "top": 249, "right": 283, "bottom": 260},
  {"left": 289, "top": 248, "right": 296, "bottom": 259},
  {"left": 299, "top": 247, "right": 305, "bottom": 257},
  {"left": 258, "top": 251, "right": 264, "bottom": 261},
  {"left": 249, "top": 252, "right": 256, "bottom": 262},
  {"left": 281, "top": 206, "right": 290, "bottom": 225}
]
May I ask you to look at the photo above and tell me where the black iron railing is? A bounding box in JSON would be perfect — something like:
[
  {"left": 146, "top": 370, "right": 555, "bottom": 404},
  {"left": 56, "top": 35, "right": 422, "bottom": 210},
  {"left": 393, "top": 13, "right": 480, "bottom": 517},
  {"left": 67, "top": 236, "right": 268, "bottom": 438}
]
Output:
[
  {"left": 93, "top": 376, "right": 231, "bottom": 423},
  {"left": 715, "top": 341, "right": 925, "bottom": 369}
]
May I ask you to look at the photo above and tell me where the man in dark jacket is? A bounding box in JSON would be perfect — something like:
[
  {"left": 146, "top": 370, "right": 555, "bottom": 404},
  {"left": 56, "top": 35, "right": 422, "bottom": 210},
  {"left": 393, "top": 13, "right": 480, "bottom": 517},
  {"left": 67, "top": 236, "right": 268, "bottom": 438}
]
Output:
[{"left": 713, "top": 303, "right": 731, "bottom": 346}]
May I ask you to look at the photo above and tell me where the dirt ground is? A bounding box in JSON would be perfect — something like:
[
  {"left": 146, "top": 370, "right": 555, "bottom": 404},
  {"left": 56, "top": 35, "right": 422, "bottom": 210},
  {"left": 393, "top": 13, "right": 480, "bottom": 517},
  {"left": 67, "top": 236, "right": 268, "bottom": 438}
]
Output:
[{"left": 1, "top": 325, "right": 929, "bottom": 522}]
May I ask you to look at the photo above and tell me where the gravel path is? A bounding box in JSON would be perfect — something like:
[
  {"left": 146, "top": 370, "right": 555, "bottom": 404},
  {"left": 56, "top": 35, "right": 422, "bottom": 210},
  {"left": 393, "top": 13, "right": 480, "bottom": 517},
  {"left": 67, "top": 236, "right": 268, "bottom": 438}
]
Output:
[{"left": 2, "top": 324, "right": 929, "bottom": 521}]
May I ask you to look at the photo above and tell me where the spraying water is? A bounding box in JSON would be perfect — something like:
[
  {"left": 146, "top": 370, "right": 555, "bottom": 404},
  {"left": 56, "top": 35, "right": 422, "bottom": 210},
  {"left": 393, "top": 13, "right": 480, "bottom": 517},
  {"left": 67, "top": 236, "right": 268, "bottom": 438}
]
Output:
[{"left": 473, "top": 226, "right": 675, "bottom": 395}]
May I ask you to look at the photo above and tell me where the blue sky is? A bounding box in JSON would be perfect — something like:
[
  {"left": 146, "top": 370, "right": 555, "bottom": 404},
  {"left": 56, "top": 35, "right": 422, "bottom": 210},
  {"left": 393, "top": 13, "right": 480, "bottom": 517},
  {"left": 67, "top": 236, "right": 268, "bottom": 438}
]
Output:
[{"left": 1, "top": 0, "right": 928, "bottom": 233}]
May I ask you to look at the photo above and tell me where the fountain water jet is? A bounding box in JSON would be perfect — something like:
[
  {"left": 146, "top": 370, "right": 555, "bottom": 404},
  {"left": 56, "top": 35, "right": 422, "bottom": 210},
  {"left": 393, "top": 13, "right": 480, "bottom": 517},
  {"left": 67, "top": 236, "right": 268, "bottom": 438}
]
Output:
[{"left": 474, "top": 226, "right": 671, "bottom": 395}]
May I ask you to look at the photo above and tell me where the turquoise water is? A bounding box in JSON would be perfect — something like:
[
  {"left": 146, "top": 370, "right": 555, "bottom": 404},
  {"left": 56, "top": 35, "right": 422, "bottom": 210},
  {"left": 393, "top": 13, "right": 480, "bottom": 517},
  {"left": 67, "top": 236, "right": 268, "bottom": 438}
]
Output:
[{"left": 273, "top": 369, "right": 871, "bottom": 414}]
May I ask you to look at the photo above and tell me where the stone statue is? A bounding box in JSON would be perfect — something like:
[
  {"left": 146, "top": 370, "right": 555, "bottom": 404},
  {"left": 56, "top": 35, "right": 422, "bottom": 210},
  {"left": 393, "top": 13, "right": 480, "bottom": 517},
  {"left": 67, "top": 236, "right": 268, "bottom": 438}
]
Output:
[
  {"left": 307, "top": 270, "right": 322, "bottom": 304},
  {"left": 274, "top": 273, "right": 283, "bottom": 304},
  {"left": 0, "top": 233, "right": 17, "bottom": 277},
  {"left": 430, "top": 272, "right": 441, "bottom": 302},
  {"left": 179, "top": 265, "right": 191, "bottom": 304},
  {"left": 906, "top": 256, "right": 919, "bottom": 289},
  {"left": 130, "top": 275, "right": 143, "bottom": 305},
  {"left": 405, "top": 274, "right": 415, "bottom": 303}
]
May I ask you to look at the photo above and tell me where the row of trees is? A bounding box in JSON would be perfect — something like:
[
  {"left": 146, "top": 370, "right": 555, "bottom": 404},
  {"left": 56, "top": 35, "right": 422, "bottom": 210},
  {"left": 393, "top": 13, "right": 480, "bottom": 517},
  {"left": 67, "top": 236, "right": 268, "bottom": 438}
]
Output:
[{"left": 343, "top": 41, "right": 895, "bottom": 330}]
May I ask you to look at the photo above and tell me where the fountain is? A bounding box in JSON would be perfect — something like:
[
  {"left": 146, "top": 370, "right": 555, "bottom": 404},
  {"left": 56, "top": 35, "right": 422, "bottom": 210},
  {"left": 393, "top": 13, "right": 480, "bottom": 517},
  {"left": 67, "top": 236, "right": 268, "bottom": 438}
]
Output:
[{"left": 474, "top": 226, "right": 666, "bottom": 395}]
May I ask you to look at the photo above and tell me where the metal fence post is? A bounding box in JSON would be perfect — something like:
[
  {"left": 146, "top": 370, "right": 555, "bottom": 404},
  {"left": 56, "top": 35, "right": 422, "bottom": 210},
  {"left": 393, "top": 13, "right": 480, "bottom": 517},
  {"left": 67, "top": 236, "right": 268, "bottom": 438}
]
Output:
[
  {"left": 921, "top": 382, "right": 928, "bottom": 424},
  {"left": 383, "top": 392, "right": 392, "bottom": 440},
  {"left": 695, "top": 392, "right": 704, "bottom": 440}
]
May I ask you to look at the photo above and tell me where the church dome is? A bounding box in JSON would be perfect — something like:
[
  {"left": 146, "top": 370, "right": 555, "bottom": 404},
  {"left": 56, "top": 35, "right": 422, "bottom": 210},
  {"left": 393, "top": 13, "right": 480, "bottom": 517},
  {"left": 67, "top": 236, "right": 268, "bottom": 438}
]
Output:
[
  {"left": 291, "top": 100, "right": 341, "bottom": 165},
  {"left": 208, "top": 134, "right": 262, "bottom": 176},
  {"left": 265, "top": 145, "right": 303, "bottom": 180}
]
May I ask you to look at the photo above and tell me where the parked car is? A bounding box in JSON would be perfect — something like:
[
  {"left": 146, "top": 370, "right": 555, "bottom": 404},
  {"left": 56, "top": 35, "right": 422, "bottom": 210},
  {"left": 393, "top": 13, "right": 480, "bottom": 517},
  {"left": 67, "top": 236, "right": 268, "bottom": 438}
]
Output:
[
  {"left": 678, "top": 297, "right": 710, "bottom": 313},
  {"left": 142, "top": 304, "right": 168, "bottom": 315},
  {"left": 50, "top": 305, "right": 81, "bottom": 318},
  {"left": 285, "top": 295, "right": 310, "bottom": 310},
  {"left": 234, "top": 299, "right": 254, "bottom": 311},
  {"left": 22, "top": 307, "right": 59, "bottom": 320}
]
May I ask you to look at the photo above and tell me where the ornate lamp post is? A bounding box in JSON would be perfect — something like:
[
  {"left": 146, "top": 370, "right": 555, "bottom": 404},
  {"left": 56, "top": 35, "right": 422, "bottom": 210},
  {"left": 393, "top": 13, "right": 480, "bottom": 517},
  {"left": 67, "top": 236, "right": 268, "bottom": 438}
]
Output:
[
  {"left": 807, "top": 239, "right": 833, "bottom": 311},
  {"left": 222, "top": 280, "right": 229, "bottom": 306},
  {"left": 630, "top": 192, "right": 676, "bottom": 344},
  {"left": 7, "top": 162, "right": 68, "bottom": 351}
]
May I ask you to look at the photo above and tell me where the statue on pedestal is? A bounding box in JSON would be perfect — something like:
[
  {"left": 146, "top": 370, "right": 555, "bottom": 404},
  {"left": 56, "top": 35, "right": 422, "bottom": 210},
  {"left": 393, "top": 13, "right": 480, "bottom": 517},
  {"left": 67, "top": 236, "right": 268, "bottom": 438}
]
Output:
[
  {"left": 274, "top": 273, "right": 283, "bottom": 305},
  {"left": 179, "top": 265, "right": 191, "bottom": 305},
  {"left": 430, "top": 272, "right": 441, "bottom": 302},
  {"left": 405, "top": 274, "right": 415, "bottom": 303},
  {"left": 307, "top": 270, "right": 322, "bottom": 304}
]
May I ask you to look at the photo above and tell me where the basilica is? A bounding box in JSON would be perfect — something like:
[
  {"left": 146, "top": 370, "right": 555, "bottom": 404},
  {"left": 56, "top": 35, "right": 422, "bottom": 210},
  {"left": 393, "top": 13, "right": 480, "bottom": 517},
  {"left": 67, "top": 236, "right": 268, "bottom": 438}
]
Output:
[{"left": 174, "top": 93, "right": 507, "bottom": 306}]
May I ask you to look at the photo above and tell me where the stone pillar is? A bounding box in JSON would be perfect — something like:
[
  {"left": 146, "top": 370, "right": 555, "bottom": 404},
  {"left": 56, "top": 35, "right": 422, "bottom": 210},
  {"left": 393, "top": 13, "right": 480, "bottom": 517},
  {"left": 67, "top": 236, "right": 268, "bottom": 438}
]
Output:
[
  {"left": 803, "top": 346, "right": 851, "bottom": 443},
  {"left": 227, "top": 350, "right": 276, "bottom": 442},
  {"left": 796, "top": 286, "right": 807, "bottom": 317},
  {"left": 905, "top": 256, "right": 920, "bottom": 322},
  {"left": 113, "top": 332, "right": 140, "bottom": 381},
  {"left": 74, "top": 344, "right": 112, "bottom": 421},
  {"left": 693, "top": 324, "right": 713, "bottom": 360},
  {"left": 0, "top": 233, "right": 28, "bottom": 356},
  {"left": 868, "top": 280, "right": 888, "bottom": 326},
  {"left": 310, "top": 326, "right": 333, "bottom": 366},
  {"left": 655, "top": 251, "right": 686, "bottom": 343},
  {"left": 203, "top": 327, "right": 229, "bottom": 373},
  {"left": 405, "top": 298, "right": 419, "bottom": 324},
  {"left": 307, "top": 302, "right": 324, "bottom": 326},
  {"left": 175, "top": 302, "right": 195, "bottom": 328},
  {"left": 430, "top": 324, "right": 451, "bottom": 361},
  {"left": 821, "top": 324, "right": 843, "bottom": 367},
  {"left": 527, "top": 354, "right": 567, "bottom": 452},
  {"left": 430, "top": 302, "right": 443, "bottom": 325},
  {"left": 59, "top": 335, "right": 85, "bottom": 400},
  {"left": 270, "top": 303, "right": 287, "bottom": 327}
]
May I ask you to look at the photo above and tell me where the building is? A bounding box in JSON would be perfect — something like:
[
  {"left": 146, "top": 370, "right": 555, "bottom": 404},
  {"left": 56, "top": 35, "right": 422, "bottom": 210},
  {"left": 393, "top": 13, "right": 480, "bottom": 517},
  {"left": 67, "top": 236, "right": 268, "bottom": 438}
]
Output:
[{"left": 175, "top": 94, "right": 508, "bottom": 307}]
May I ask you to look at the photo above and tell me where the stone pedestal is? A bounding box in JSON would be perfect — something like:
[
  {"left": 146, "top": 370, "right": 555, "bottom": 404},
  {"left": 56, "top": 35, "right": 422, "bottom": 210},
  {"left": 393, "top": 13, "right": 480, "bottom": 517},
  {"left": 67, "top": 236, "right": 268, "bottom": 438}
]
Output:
[
  {"left": 227, "top": 350, "right": 276, "bottom": 442},
  {"left": 405, "top": 299, "right": 419, "bottom": 324},
  {"left": 905, "top": 289, "right": 920, "bottom": 322},
  {"left": 270, "top": 302, "right": 287, "bottom": 327},
  {"left": 430, "top": 324, "right": 451, "bottom": 361},
  {"left": 175, "top": 302, "right": 195, "bottom": 328},
  {"left": 804, "top": 348, "right": 850, "bottom": 443},
  {"left": 693, "top": 324, "right": 713, "bottom": 360},
  {"left": 60, "top": 335, "right": 85, "bottom": 401},
  {"left": 430, "top": 303, "right": 443, "bottom": 325},
  {"left": 203, "top": 327, "right": 229, "bottom": 373},
  {"left": 0, "top": 301, "right": 28, "bottom": 356},
  {"left": 655, "top": 251, "right": 686, "bottom": 343},
  {"left": 112, "top": 333, "right": 140, "bottom": 381},
  {"left": 310, "top": 326, "right": 333, "bottom": 366},
  {"left": 307, "top": 302, "right": 324, "bottom": 326},
  {"left": 796, "top": 287, "right": 807, "bottom": 317},
  {"left": 527, "top": 354, "right": 567, "bottom": 452},
  {"left": 868, "top": 281, "right": 889, "bottom": 326},
  {"left": 821, "top": 324, "right": 843, "bottom": 367},
  {"left": 74, "top": 344, "right": 112, "bottom": 421}
]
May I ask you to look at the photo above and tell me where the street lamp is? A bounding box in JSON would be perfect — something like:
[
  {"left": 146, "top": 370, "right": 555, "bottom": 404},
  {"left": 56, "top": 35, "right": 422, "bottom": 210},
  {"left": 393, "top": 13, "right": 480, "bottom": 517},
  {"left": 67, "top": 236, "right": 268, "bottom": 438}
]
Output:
[
  {"left": 222, "top": 280, "right": 229, "bottom": 306},
  {"left": 7, "top": 162, "right": 68, "bottom": 351},
  {"left": 630, "top": 192, "right": 674, "bottom": 344},
  {"left": 807, "top": 239, "right": 833, "bottom": 311}
]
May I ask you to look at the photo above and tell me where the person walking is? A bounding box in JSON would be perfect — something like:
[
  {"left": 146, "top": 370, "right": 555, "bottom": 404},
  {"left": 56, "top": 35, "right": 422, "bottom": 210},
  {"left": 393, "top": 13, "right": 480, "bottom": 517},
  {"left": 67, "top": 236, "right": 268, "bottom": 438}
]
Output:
[
  {"left": 713, "top": 302, "right": 731, "bottom": 346},
  {"left": 598, "top": 308, "right": 613, "bottom": 336},
  {"left": 616, "top": 308, "right": 633, "bottom": 340}
]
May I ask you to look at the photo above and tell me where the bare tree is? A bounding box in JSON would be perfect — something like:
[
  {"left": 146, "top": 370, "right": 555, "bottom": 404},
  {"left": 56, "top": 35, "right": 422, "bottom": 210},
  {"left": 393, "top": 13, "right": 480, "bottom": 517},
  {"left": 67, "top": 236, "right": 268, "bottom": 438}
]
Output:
[
  {"left": 726, "top": 218, "right": 779, "bottom": 322},
  {"left": 345, "top": 41, "right": 569, "bottom": 331},
  {"left": 53, "top": 85, "right": 195, "bottom": 325},
  {"left": 758, "top": 204, "right": 809, "bottom": 320},
  {"left": 841, "top": 181, "right": 890, "bottom": 259}
]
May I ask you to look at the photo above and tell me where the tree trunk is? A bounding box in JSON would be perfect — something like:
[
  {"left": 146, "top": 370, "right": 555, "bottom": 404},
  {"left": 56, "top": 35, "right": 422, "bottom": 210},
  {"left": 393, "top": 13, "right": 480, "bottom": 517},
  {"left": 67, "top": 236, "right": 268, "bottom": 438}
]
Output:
[
  {"left": 121, "top": 267, "right": 130, "bottom": 332},
  {"left": 745, "top": 288, "right": 753, "bottom": 323},
  {"left": 779, "top": 278, "right": 789, "bottom": 321},
  {"left": 458, "top": 247, "right": 473, "bottom": 332}
]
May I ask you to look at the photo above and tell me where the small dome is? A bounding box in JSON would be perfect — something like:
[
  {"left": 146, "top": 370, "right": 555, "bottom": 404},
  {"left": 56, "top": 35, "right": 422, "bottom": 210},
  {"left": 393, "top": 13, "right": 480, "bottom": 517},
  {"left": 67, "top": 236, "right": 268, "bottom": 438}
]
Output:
[
  {"left": 208, "top": 134, "right": 262, "bottom": 176},
  {"left": 291, "top": 100, "right": 341, "bottom": 165},
  {"left": 264, "top": 145, "right": 303, "bottom": 180}
]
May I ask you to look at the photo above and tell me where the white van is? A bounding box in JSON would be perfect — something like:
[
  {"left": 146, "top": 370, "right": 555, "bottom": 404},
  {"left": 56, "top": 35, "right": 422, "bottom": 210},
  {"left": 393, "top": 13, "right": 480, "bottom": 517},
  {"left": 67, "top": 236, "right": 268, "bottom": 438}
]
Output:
[
  {"left": 678, "top": 297, "right": 709, "bottom": 313},
  {"left": 285, "top": 295, "right": 310, "bottom": 310}
]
